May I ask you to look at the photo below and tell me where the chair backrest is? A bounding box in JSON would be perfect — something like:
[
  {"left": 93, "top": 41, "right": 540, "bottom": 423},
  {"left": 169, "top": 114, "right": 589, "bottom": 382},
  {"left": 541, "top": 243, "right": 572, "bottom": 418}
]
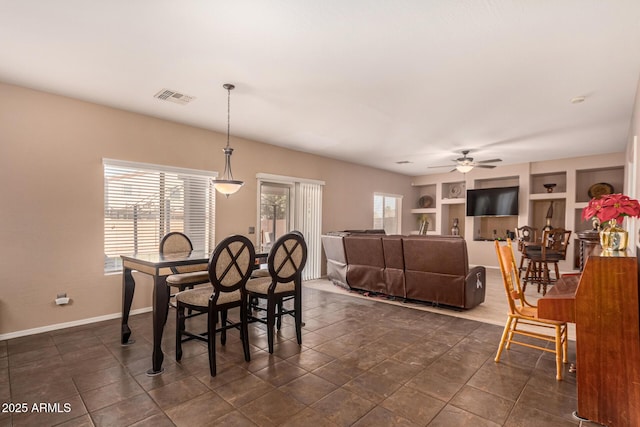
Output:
[
  {"left": 268, "top": 232, "right": 308, "bottom": 284},
  {"left": 541, "top": 228, "right": 571, "bottom": 259},
  {"left": 494, "top": 239, "right": 526, "bottom": 315},
  {"left": 208, "top": 235, "right": 256, "bottom": 295},
  {"left": 515, "top": 226, "right": 537, "bottom": 252},
  {"left": 160, "top": 232, "right": 193, "bottom": 254}
]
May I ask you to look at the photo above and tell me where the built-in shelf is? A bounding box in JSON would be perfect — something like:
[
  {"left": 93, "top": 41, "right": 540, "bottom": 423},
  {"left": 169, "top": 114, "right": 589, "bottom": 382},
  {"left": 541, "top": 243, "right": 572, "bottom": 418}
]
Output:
[
  {"left": 529, "top": 192, "right": 567, "bottom": 200},
  {"left": 530, "top": 172, "right": 567, "bottom": 194},
  {"left": 575, "top": 166, "right": 624, "bottom": 203},
  {"left": 411, "top": 208, "right": 436, "bottom": 214},
  {"left": 441, "top": 198, "right": 465, "bottom": 205}
]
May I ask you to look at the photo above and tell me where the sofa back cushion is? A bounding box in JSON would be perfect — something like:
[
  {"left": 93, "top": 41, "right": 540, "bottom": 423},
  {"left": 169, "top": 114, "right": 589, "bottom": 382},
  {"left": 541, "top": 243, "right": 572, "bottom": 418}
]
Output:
[
  {"left": 382, "top": 236, "right": 405, "bottom": 297},
  {"left": 344, "top": 235, "right": 386, "bottom": 293},
  {"left": 402, "top": 236, "right": 468, "bottom": 275}
]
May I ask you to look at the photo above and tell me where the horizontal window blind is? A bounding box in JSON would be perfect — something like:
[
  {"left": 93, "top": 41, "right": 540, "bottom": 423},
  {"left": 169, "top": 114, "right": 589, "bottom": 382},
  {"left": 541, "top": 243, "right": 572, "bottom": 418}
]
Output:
[{"left": 103, "top": 159, "right": 216, "bottom": 273}]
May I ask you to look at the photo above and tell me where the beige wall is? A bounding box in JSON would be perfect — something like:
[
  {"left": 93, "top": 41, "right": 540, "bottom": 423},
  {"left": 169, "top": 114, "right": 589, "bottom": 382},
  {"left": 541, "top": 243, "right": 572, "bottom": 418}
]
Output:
[{"left": 0, "top": 82, "right": 414, "bottom": 336}]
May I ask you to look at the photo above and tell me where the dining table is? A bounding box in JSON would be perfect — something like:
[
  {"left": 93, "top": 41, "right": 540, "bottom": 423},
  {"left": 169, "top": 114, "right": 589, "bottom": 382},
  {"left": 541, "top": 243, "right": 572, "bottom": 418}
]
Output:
[{"left": 120, "top": 250, "right": 268, "bottom": 376}]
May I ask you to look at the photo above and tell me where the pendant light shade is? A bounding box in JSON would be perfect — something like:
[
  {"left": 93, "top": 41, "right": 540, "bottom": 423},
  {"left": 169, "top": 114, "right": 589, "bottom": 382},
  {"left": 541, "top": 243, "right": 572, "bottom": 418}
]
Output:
[{"left": 213, "top": 83, "right": 244, "bottom": 197}]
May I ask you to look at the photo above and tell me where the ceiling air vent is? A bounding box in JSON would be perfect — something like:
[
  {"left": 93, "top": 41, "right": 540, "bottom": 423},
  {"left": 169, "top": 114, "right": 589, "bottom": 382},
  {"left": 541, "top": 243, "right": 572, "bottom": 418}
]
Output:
[{"left": 153, "top": 88, "right": 196, "bottom": 105}]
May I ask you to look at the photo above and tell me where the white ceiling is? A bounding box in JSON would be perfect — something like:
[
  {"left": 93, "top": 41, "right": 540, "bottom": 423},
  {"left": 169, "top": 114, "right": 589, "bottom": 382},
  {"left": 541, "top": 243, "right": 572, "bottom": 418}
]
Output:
[{"left": 2, "top": 1, "right": 640, "bottom": 176}]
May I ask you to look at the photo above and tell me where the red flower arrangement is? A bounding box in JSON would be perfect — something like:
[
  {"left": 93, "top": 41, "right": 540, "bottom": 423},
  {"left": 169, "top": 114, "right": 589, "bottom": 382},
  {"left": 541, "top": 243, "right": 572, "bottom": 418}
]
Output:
[{"left": 582, "top": 193, "right": 640, "bottom": 226}]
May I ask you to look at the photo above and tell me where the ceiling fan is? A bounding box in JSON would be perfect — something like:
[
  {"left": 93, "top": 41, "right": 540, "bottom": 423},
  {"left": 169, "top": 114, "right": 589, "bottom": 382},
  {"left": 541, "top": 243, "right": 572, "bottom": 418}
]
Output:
[{"left": 428, "top": 150, "right": 502, "bottom": 173}]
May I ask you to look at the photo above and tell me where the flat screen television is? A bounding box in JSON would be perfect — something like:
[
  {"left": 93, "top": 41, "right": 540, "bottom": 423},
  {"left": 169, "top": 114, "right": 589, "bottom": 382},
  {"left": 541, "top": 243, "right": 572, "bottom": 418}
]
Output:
[{"left": 466, "top": 186, "right": 519, "bottom": 216}]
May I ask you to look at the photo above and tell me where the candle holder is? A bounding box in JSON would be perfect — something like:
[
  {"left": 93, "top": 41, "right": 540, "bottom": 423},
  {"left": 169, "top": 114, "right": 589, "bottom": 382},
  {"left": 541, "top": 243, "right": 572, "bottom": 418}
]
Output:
[{"left": 544, "top": 183, "right": 557, "bottom": 193}]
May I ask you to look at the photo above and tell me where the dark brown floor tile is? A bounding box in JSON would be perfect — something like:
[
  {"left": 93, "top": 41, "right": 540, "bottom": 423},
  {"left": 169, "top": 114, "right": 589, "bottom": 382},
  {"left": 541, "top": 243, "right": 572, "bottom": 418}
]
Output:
[
  {"left": 128, "top": 412, "right": 176, "bottom": 427},
  {"left": 9, "top": 354, "right": 66, "bottom": 379},
  {"left": 312, "top": 359, "right": 365, "bottom": 386},
  {"left": 215, "top": 373, "right": 275, "bottom": 407},
  {"left": 343, "top": 370, "right": 403, "bottom": 403},
  {"left": 504, "top": 401, "right": 580, "bottom": 426},
  {"left": 72, "top": 365, "right": 132, "bottom": 393},
  {"left": 7, "top": 335, "right": 55, "bottom": 355},
  {"left": 405, "top": 363, "right": 473, "bottom": 401},
  {"left": 11, "top": 375, "right": 79, "bottom": 403},
  {"left": 209, "top": 410, "right": 258, "bottom": 426},
  {"left": 467, "top": 362, "right": 531, "bottom": 401},
  {"left": 8, "top": 345, "right": 60, "bottom": 367},
  {"left": 0, "top": 341, "right": 7, "bottom": 358},
  {"left": 52, "top": 329, "right": 98, "bottom": 346},
  {"left": 11, "top": 394, "right": 86, "bottom": 427},
  {"left": 313, "top": 339, "right": 356, "bottom": 359},
  {"left": 380, "top": 385, "right": 446, "bottom": 425},
  {"left": 134, "top": 360, "right": 192, "bottom": 392},
  {"left": 297, "top": 330, "right": 333, "bottom": 347},
  {"left": 368, "top": 359, "right": 424, "bottom": 384},
  {"left": 82, "top": 376, "right": 145, "bottom": 412},
  {"left": 147, "top": 375, "right": 209, "bottom": 409},
  {"left": 253, "top": 359, "right": 309, "bottom": 387},
  {"left": 55, "top": 414, "right": 95, "bottom": 427},
  {"left": 89, "top": 393, "right": 161, "bottom": 427},
  {"left": 240, "top": 389, "right": 307, "bottom": 426},
  {"left": 428, "top": 404, "right": 501, "bottom": 426},
  {"left": 352, "top": 406, "right": 420, "bottom": 427},
  {"left": 525, "top": 369, "right": 577, "bottom": 399},
  {"left": 286, "top": 348, "right": 333, "bottom": 371},
  {"left": 55, "top": 336, "right": 105, "bottom": 356},
  {"left": 517, "top": 383, "right": 579, "bottom": 422},
  {"left": 194, "top": 362, "right": 252, "bottom": 390},
  {"left": 311, "top": 388, "right": 376, "bottom": 427},
  {"left": 67, "top": 353, "right": 122, "bottom": 376},
  {"left": 164, "top": 391, "right": 234, "bottom": 426},
  {"left": 243, "top": 350, "right": 283, "bottom": 373},
  {"left": 391, "top": 340, "right": 452, "bottom": 368},
  {"left": 338, "top": 346, "right": 390, "bottom": 371},
  {"left": 449, "top": 385, "right": 514, "bottom": 424},
  {"left": 279, "top": 407, "right": 339, "bottom": 427},
  {"left": 0, "top": 383, "right": 9, "bottom": 401},
  {"left": 279, "top": 373, "right": 338, "bottom": 405}
]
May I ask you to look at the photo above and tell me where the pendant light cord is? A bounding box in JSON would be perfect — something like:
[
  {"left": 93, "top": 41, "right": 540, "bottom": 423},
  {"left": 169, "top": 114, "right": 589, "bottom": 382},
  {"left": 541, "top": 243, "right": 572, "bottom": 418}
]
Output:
[{"left": 226, "top": 85, "right": 231, "bottom": 149}]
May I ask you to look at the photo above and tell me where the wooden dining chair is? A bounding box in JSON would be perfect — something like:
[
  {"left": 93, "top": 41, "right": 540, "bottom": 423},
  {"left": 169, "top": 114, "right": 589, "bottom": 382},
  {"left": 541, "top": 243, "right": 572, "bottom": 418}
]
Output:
[
  {"left": 162, "top": 232, "right": 209, "bottom": 293},
  {"left": 494, "top": 239, "right": 568, "bottom": 380},
  {"left": 175, "top": 234, "right": 255, "bottom": 376},
  {"left": 246, "top": 231, "right": 307, "bottom": 354},
  {"left": 523, "top": 228, "right": 571, "bottom": 295}
]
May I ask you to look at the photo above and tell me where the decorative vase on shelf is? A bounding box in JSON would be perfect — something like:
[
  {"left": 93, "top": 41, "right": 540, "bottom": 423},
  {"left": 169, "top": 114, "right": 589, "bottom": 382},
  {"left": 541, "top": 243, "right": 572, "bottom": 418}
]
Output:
[
  {"left": 599, "top": 219, "right": 628, "bottom": 252},
  {"left": 451, "top": 218, "right": 460, "bottom": 236}
]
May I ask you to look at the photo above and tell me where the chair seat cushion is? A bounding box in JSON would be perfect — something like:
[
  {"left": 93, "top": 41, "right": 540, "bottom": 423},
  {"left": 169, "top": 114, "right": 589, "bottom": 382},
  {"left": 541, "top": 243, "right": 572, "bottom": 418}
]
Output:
[
  {"left": 251, "top": 268, "right": 270, "bottom": 278},
  {"left": 166, "top": 271, "right": 210, "bottom": 287},
  {"left": 176, "top": 288, "right": 241, "bottom": 307},
  {"left": 246, "top": 276, "right": 295, "bottom": 295}
]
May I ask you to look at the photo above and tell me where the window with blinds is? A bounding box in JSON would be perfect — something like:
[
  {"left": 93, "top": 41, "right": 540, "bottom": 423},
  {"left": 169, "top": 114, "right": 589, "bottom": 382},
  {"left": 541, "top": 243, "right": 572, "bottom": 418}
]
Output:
[
  {"left": 103, "top": 159, "right": 216, "bottom": 273},
  {"left": 373, "top": 193, "right": 403, "bottom": 234}
]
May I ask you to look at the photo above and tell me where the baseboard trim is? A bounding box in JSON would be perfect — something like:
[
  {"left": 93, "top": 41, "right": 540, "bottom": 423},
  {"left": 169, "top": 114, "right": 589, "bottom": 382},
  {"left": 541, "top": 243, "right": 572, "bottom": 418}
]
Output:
[{"left": 0, "top": 306, "right": 153, "bottom": 341}]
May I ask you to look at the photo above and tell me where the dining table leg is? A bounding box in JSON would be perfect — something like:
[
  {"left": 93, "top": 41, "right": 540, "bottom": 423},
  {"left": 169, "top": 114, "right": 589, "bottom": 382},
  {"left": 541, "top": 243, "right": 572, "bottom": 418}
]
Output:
[
  {"left": 121, "top": 267, "right": 135, "bottom": 345},
  {"left": 148, "top": 274, "right": 170, "bottom": 376}
]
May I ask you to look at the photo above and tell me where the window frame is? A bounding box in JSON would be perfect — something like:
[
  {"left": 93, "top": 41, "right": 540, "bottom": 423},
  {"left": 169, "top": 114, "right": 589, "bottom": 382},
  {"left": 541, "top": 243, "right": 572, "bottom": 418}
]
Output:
[{"left": 373, "top": 192, "right": 403, "bottom": 234}]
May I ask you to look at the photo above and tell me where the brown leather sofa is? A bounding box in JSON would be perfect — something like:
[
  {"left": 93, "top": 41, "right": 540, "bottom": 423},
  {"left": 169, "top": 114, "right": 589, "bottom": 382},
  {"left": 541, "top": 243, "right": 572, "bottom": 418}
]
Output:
[{"left": 321, "top": 233, "right": 486, "bottom": 309}]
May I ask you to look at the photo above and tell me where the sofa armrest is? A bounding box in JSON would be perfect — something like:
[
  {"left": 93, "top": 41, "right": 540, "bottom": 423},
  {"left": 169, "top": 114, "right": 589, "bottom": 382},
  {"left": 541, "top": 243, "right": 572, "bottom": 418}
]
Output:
[{"left": 464, "top": 266, "right": 486, "bottom": 308}]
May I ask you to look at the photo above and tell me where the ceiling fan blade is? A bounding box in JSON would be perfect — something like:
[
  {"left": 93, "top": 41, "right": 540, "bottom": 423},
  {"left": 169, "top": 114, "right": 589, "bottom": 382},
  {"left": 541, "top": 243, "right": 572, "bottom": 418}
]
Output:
[
  {"left": 428, "top": 164, "right": 455, "bottom": 168},
  {"left": 476, "top": 164, "right": 497, "bottom": 168},
  {"left": 476, "top": 158, "right": 502, "bottom": 164}
]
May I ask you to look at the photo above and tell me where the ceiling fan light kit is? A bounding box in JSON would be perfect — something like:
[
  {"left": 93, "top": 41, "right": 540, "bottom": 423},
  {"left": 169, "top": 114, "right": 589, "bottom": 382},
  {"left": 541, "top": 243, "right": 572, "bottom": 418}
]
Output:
[{"left": 429, "top": 150, "right": 502, "bottom": 173}]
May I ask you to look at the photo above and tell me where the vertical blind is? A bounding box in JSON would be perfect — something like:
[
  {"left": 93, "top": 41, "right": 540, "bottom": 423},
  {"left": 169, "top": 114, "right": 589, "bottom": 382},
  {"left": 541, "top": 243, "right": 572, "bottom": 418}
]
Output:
[
  {"left": 297, "top": 182, "right": 323, "bottom": 280},
  {"left": 103, "top": 159, "right": 216, "bottom": 273}
]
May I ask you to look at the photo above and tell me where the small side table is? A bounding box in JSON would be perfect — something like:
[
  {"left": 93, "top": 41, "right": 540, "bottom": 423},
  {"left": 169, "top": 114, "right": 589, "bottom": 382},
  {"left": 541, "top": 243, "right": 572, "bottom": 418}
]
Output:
[{"left": 577, "top": 230, "right": 600, "bottom": 271}]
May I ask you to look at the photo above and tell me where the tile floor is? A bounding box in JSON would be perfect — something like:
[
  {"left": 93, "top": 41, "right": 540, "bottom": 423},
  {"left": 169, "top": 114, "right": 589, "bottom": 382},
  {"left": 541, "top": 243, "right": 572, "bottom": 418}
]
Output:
[{"left": 0, "top": 285, "right": 582, "bottom": 426}]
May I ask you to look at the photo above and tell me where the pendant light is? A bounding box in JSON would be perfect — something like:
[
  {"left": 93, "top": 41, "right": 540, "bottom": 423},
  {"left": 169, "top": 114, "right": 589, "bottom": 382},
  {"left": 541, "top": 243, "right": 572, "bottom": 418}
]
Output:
[{"left": 213, "top": 83, "right": 244, "bottom": 197}]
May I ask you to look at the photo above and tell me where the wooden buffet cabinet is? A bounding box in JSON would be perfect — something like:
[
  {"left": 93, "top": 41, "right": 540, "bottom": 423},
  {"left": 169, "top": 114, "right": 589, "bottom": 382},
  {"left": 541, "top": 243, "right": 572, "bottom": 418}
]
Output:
[{"left": 539, "top": 251, "right": 640, "bottom": 426}]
